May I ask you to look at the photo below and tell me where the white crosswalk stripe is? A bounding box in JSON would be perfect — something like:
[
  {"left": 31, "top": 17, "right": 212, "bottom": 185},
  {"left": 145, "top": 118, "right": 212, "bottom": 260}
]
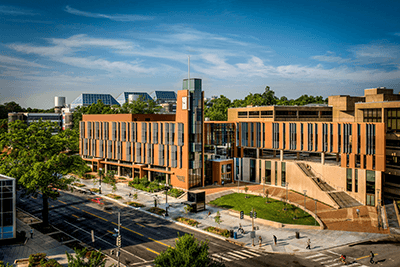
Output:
[
  {"left": 211, "top": 249, "right": 263, "bottom": 262},
  {"left": 305, "top": 253, "right": 325, "bottom": 259},
  {"left": 303, "top": 252, "right": 369, "bottom": 267}
]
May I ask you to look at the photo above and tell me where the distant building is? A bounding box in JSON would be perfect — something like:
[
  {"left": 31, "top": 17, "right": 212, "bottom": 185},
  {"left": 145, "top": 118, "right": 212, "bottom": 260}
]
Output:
[
  {"left": 150, "top": 91, "right": 177, "bottom": 103},
  {"left": 115, "top": 92, "right": 152, "bottom": 106},
  {"left": 8, "top": 112, "right": 62, "bottom": 128},
  {"left": 0, "top": 175, "right": 16, "bottom": 240},
  {"left": 70, "top": 93, "right": 120, "bottom": 110}
]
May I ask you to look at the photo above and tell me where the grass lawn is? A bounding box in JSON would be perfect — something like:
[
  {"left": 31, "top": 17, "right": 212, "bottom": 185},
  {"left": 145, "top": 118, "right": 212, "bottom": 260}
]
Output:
[{"left": 210, "top": 193, "right": 318, "bottom": 226}]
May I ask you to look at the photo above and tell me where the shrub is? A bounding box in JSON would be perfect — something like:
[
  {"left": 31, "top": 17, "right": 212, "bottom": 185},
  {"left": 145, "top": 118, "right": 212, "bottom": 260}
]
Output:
[
  {"left": 126, "top": 201, "right": 145, "bottom": 207},
  {"left": 29, "top": 252, "right": 47, "bottom": 267},
  {"left": 204, "top": 226, "right": 230, "bottom": 238},
  {"left": 244, "top": 186, "right": 249, "bottom": 193},
  {"left": 176, "top": 217, "right": 200, "bottom": 227},
  {"left": 168, "top": 188, "right": 184, "bottom": 198}
]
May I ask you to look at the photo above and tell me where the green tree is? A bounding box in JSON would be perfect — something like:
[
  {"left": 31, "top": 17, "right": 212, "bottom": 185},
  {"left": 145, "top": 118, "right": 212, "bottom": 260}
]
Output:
[
  {"left": 66, "top": 248, "right": 109, "bottom": 267},
  {"left": 116, "top": 95, "right": 161, "bottom": 114},
  {"left": 0, "top": 120, "right": 87, "bottom": 225},
  {"left": 154, "top": 233, "right": 224, "bottom": 267},
  {"left": 204, "top": 95, "right": 231, "bottom": 121}
]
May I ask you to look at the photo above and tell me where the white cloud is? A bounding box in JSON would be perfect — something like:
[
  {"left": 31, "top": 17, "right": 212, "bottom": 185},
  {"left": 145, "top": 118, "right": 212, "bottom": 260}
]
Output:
[
  {"left": 8, "top": 44, "right": 71, "bottom": 57},
  {"left": 0, "top": 5, "right": 37, "bottom": 16},
  {"left": 49, "top": 34, "right": 134, "bottom": 50},
  {"left": 64, "top": 6, "right": 154, "bottom": 22},
  {"left": 311, "top": 54, "right": 351, "bottom": 64},
  {"left": 0, "top": 55, "right": 48, "bottom": 68}
]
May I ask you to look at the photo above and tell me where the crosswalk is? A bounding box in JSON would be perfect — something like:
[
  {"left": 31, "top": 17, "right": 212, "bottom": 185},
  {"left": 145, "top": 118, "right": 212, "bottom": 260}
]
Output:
[
  {"left": 304, "top": 252, "right": 369, "bottom": 267},
  {"left": 210, "top": 249, "right": 263, "bottom": 262}
]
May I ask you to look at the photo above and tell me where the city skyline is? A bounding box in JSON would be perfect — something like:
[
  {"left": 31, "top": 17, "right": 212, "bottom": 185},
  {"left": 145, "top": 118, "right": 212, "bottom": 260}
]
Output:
[{"left": 1, "top": 0, "right": 400, "bottom": 109}]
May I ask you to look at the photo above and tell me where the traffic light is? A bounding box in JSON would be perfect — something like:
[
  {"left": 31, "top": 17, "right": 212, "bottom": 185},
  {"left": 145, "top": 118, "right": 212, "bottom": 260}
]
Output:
[
  {"left": 240, "top": 211, "right": 244, "bottom": 219},
  {"left": 254, "top": 211, "right": 257, "bottom": 219},
  {"left": 250, "top": 211, "right": 253, "bottom": 218},
  {"left": 116, "top": 236, "right": 121, "bottom": 247}
]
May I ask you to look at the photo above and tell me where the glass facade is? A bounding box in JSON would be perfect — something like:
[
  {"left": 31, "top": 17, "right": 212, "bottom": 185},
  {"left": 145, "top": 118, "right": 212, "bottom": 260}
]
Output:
[{"left": 0, "top": 176, "right": 15, "bottom": 240}]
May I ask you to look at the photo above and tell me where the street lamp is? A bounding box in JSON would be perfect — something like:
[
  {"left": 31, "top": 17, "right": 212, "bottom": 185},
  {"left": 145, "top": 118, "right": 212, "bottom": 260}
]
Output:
[
  {"left": 237, "top": 174, "right": 240, "bottom": 193},
  {"left": 303, "top": 190, "right": 307, "bottom": 210},
  {"left": 314, "top": 198, "right": 317, "bottom": 226},
  {"left": 165, "top": 184, "right": 169, "bottom": 216},
  {"left": 98, "top": 168, "right": 103, "bottom": 194}
]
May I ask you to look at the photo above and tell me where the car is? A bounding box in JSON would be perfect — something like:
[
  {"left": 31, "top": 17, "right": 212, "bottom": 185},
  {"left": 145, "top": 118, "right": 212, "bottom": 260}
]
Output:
[{"left": 91, "top": 197, "right": 104, "bottom": 205}]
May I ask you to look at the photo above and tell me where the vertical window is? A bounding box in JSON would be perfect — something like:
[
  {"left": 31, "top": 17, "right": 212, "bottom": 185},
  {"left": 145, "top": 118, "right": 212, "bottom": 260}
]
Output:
[
  {"left": 346, "top": 169, "right": 352, "bottom": 191},
  {"left": 354, "top": 169, "right": 358, "bottom": 193},
  {"left": 250, "top": 123, "right": 254, "bottom": 147},
  {"left": 262, "top": 123, "right": 265, "bottom": 147},
  {"left": 330, "top": 124, "right": 333, "bottom": 152},
  {"left": 315, "top": 123, "right": 318, "bottom": 151},
  {"left": 357, "top": 124, "right": 361, "bottom": 154},
  {"left": 274, "top": 161, "right": 278, "bottom": 186},
  {"left": 301, "top": 123, "right": 304, "bottom": 150},
  {"left": 281, "top": 162, "right": 286, "bottom": 187},
  {"left": 265, "top": 161, "right": 271, "bottom": 184},
  {"left": 338, "top": 124, "right": 341, "bottom": 153},
  {"left": 282, "top": 123, "right": 286, "bottom": 149}
]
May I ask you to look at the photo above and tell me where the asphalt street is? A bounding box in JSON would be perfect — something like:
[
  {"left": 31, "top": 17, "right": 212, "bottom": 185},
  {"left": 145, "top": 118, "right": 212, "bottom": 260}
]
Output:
[{"left": 17, "top": 189, "right": 399, "bottom": 267}]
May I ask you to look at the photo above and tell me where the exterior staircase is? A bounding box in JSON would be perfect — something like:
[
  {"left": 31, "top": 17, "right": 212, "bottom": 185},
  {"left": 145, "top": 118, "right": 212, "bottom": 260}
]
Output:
[
  {"left": 296, "top": 162, "right": 361, "bottom": 209},
  {"left": 384, "top": 199, "right": 400, "bottom": 234},
  {"left": 205, "top": 190, "right": 235, "bottom": 203}
]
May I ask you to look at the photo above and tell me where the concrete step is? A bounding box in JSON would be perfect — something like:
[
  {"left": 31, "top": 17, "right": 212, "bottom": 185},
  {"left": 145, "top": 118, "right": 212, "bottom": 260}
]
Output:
[
  {"left": 385, "top": 202, "right": 400, "bottom": 228},
  {"left": 328, "top": 191, "right": 361, "bottom": 209}
]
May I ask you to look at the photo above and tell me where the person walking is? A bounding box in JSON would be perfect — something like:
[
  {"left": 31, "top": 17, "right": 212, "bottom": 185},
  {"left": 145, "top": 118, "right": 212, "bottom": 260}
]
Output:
[
  {"left": 306, "top": 239, "right": 311, "bottom": 249},
  {"left": 273, "top": 235, "right": 277, "bottom": 246},
  {"left": 259, "top": 236, "right": 262, "bottom": 248},
  {"left": 370, "top": 251, "right": 375, "bottom": 264},
  {"left": 30, "top": 228, "right": 34, "bottom": 239}
]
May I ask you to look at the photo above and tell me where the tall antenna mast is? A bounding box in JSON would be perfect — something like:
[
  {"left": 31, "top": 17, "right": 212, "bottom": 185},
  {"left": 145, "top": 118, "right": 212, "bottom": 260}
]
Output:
[{"left": 188, "top": 55, "right": 190, "bottom": 90}]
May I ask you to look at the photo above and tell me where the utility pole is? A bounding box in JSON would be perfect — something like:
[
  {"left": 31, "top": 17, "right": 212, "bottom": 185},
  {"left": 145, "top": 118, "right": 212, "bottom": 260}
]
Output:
[
  {"left": 117, "top": 212, "right": 121, "bottom": 267},
  {"left": 251, "top": 207, "right": 255, "bottom": 246},
  {"left": 99, "top": 168, "right": 102, "bottom": 194},
  {"left": 165, "top": 184, "right": 169, "bottom": 216}
]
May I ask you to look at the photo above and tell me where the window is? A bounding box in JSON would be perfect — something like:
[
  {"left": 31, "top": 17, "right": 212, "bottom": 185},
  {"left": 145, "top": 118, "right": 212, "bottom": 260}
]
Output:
[
  {"left": 363, "top": 109, "right": 382, "bottom": 123},
  {"left": 238, "top": 111, "right": 248, "bottom": 118},
  {"left": 249, "top": 111, "right": 259, "bottom": 118},
  {"left": 281, "top": 162, "right": 286, "bottom": 187},
  {"left": 366, "top": 170, "right": 375, "bottom": 194},
  {"left": 354, "top": 169, "right": 358, "bottom": 193},
  {"left": 387, "top": 108, "right": 400, "bottom": 132},
  {"left": 274, "top": 161, "right": 278, "bottom": 186},
  {"left": 265, "top": 161, "right": 271, "bottom": 184},
  {"left": 346, "top": 169, "right": 352, "bottom": 191}
]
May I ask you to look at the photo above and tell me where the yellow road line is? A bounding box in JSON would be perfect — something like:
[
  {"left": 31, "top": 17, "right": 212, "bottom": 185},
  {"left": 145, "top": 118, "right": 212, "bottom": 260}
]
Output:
[
  {"left": 107, "top": 230, "right": 114, "bottom": 234},
  {"left": 356, "top": 253, "right": 378, "bottom": 260},
  {"left": 72, "top": 214, "right": 79, "bottom": 219},
  {"left": 72, "top": 206, "right": 80, "bottom": 210},
  {"left": 83, "top": 210, "right": 108, "bottom": 222},
  {"left": 148, "top": 237, "right": 171, "bottom": 247},
  {"left": 102, "top": 210, "right": 112, "bottom": 214},
  {"left": 121, "top": 225, "right": 144, "bottom": 236},
  {"left": 58, "top": 200, "right": 67, "bottom": 204},
  {"left": 111, "top": 222, "right": 144, "bottom": 236},
  {"left": 136, "top": 223, "right": 145, "bottom": 227},
  {"left": 31, "top": 196, "right": 36, "bottom": 199},
  {"left": 146, "top": 248, "right": 159, "bottom": 255}
]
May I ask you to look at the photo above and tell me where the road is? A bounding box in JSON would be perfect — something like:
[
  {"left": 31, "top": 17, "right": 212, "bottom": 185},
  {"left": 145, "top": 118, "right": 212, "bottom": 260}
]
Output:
[{"left": 17, "top": 189, "right": 378, "bottom": 267}]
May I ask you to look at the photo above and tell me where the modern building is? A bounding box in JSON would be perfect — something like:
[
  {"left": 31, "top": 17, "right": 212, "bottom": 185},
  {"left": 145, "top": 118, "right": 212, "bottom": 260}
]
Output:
[
  {"left": 150, "top": 91, "right": 177, "bottom": 103},
  {"left": 0, "top": 174, "right": 16, "bottom": 240},
  {"left": 115, "top": 92, "right": 153, "bottom": 106},
  {"left": 79, "top": 83, "right": 399, "bottom": 208},
  {"left": 70, "top": 93, "right": 120, "bottom": 110},
  {"left": 8, "top": 112, "right": 63, "bottom": 128},
  {"left": 80, "top": 78, "right": 204, "bottom": 190}
]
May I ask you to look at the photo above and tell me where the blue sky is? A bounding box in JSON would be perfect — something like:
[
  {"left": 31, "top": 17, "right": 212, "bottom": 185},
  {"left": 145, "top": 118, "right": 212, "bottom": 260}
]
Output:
[{"left": 1, "top": 0, "right": 400, "bottom": 109}]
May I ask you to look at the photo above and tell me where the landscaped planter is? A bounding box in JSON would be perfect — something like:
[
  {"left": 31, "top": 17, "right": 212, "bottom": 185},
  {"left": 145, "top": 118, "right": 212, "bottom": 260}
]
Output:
[
  {"left": 175, "top": 217, "right": 200, "bottom": 227},
  {"left": 204, "top": 226, "right": 230, "bottom": 238},
  {"left": 148, "top": 207, "right": 165, "bottom": 215},
  {"left": 106, "top": 194, "right": 122, "bottom": 200},
  {"left": 125, "top": 201, "right": 145, "bottom": 207}
]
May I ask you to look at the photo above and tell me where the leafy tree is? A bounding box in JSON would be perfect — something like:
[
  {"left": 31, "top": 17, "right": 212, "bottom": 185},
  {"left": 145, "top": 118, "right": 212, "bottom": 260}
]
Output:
[
  {"left": 0, "top": 119, "right": 8, "bottom": 135},
  {"left": 0, "top": 120, "right": 88, "bottom": 225},
  {"left": 72, "top": 100, "right": 115, "bottom": 132},
  {"left": 154, "top": 233, "right": 224, "bottom": 267},
  {"left": 66, "top": 248, "right": 109, "bottom": 267},
  {"left": 115, "top": 95, "right": 161, "bottom": 114},
  {"left": 0, "top": 261, "right": 13, "bottom": 267},
  {"left": 204, "top": 95, "right": 231, "bottom": 121}
]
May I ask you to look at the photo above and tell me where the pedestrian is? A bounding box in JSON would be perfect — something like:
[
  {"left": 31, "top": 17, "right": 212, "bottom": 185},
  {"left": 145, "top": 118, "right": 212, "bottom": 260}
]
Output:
[
  {"left": 30, "top": 228, "right": 34, "bottom": 239},
  {"left": 129, "top": 192, "right": 132, "bottom": 198},
  {"left": 259, "top": 236, "right": 262, "bottom": 248},
  {"left": 306, "top": 238, "right": 311, "bottom": 249},
  {"left": 370, "top": 251, "right": 374, "bottom": 264},
  {"left": 207, "top": 211, "right": 211, "bottom": 218},
  {"left": 273, "top": 235, "right": 277, "bottom": 246}
]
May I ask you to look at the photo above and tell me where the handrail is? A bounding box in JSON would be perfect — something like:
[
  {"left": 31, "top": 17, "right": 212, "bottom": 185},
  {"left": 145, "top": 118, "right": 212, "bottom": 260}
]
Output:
[{"left": 302, "top": 163, "right": 365, "bottom": 205}]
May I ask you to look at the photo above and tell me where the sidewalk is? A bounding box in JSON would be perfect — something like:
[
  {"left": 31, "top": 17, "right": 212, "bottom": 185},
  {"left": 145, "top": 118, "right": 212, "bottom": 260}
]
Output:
[
  {"left": 72, "top": 176, "right": 389, "bottom": 254},
  {"left": 0, "top": 219, "right": 73, "bottom": 266}
]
